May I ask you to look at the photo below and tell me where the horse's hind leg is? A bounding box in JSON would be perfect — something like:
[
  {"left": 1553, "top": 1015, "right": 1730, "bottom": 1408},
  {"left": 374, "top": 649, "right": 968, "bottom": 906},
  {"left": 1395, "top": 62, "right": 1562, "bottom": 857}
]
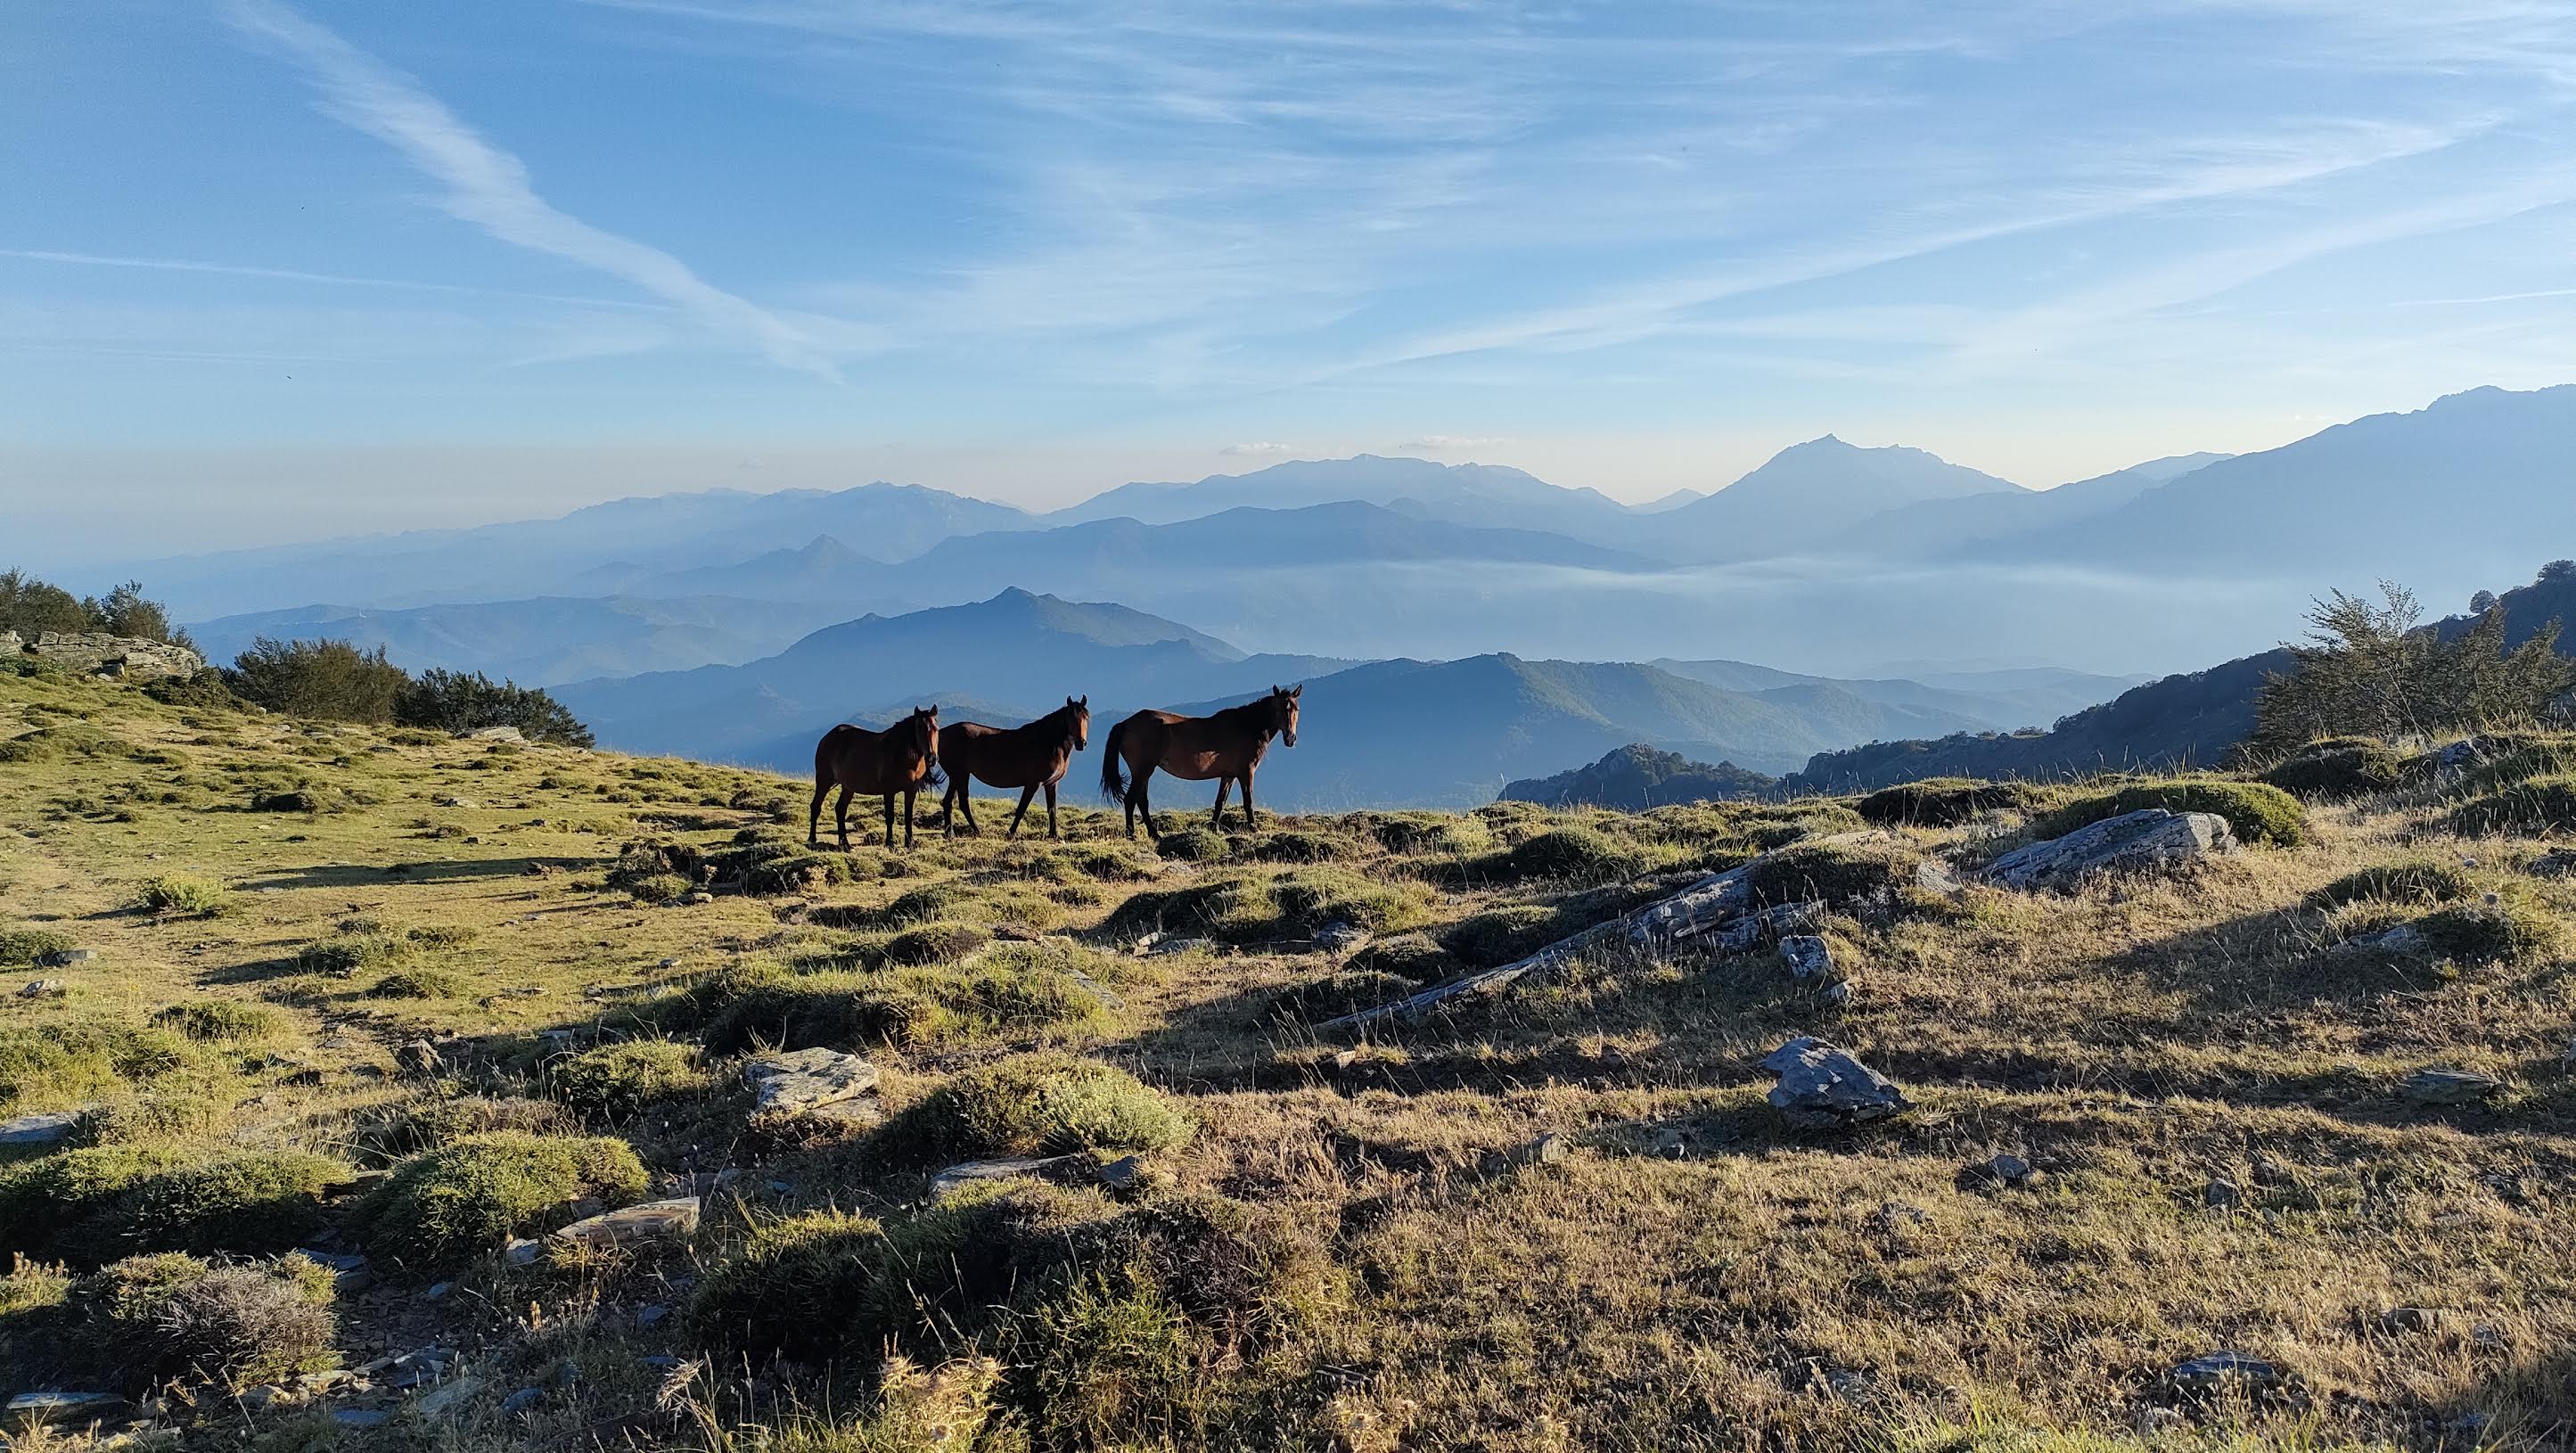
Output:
[
  {"left": 1133, "top": 768, "right": 1160, "bottom": 841},
  {"left": 1006, "top": 784, "right": 1038, "bottom": 839},
  {"left": 832, "top": 785, "right": 854, "bottom": 852},
  {"left": 1209, "top": 776, "right": 1231, "bottom": 831}
]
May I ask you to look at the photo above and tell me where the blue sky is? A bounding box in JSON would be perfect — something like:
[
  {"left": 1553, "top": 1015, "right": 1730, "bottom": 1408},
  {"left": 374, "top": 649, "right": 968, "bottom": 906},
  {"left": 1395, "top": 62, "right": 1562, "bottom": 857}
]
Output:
[{"left": 8, "top": 1, "right": 2576, "bottom": 562}]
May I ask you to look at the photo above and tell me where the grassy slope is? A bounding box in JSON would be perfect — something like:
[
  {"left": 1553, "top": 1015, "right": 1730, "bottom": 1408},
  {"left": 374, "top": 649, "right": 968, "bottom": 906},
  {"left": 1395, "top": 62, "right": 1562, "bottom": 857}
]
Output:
[{"left": 2, "top": 667, "right": 2572, "bottom": 1451}]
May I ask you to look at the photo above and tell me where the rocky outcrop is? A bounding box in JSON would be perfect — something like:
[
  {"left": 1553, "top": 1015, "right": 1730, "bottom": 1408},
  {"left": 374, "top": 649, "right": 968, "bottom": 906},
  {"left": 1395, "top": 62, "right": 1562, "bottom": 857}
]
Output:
[
  {"left": 1760, "top": 1037, "right": 1910, "bottom": 1129},
  {"left": 5, "top": 631, "right": 205, "bottom": 682},
  {"left": 1981, "top": 809, "right": 2236, "bottom": 891},
  {"left": 744, "top": 1047, "right": 882, "bottom": 1121}
]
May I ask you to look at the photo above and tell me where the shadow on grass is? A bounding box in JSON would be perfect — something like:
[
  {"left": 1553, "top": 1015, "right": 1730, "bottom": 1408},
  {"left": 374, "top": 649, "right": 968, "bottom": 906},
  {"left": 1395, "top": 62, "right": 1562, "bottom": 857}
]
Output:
[{"left": 236, "top": 854, "right": 596, "bottom": 891}]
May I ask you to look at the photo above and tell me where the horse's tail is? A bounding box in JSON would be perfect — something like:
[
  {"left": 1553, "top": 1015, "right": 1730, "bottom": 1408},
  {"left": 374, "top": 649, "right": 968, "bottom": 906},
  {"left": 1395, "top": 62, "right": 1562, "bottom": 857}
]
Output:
[{"left": 1099, "top": 718, "right": 1131, "bottom": 803}]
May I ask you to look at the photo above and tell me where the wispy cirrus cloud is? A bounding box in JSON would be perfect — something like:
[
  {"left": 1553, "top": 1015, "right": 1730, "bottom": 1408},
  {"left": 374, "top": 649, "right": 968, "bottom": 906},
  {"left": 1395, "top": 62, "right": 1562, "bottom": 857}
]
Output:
[
  {"left": 220, "top": 0, "right": 860, "bottom": 376},
  {"left": 1218, "top": 441, "right": 1295, "bottom": 456},
  {"left": 1399, "top": 435, "right": 1510, "bottom": 451}
]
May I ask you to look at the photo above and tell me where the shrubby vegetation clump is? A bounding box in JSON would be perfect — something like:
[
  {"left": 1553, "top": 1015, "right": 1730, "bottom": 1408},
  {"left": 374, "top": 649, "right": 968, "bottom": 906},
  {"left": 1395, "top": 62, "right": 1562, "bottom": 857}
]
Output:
[
  {"left": 2448, "top": 776, "right": 2576, "bottom": 835},
  {"left": 2258, "top": 735, "right": 2408, "bottom": 800},
  {"left": 550, "top": 1039, "right": 709, "bottom": 1115},
  {"left": 2307, "top": 861, "right": 2473, "bottom": 910},
  {"left": 0, "top": 571, "right": 192, "bottom": 647},
  {"left": 355, "top": 1131, "right": 649, "bottom": 1268},
  {"left": 221, "top": 636, "right": 593, "bottom": 743},
  {"left": 88, "top": 1251, "right": 338, "bottom": 1390},
  {"left": 2252, "top": 585, "right": 2575, "bottom": 757},
  {"left": 1742, "top": 838, "right": 1926, "bottom": 907},
  {"left": 874, "top": 1053, "right": 1192, "bottom": 1165},
  {"left": 2039, "top": 778, "right": 2308, "bottom": 846},
  {"left": 1857, "top": 776, "right": 2047, "bottom": 825},
  {"left": 0, "top": 1145, "right": 348, "bottom": 1262}
]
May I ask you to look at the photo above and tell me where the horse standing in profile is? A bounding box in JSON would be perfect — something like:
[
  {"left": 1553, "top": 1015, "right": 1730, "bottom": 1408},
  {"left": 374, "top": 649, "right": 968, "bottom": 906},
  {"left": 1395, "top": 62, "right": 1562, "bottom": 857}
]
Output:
[
  {"left": 808, "top": 705, "right": 940, "bottom": 850},
  {"left": 1099, "top": 685, "right": 1300, "bottom": 839},
  {"left": 937, "top": 696, "right": 1090, "bottom": 840}
]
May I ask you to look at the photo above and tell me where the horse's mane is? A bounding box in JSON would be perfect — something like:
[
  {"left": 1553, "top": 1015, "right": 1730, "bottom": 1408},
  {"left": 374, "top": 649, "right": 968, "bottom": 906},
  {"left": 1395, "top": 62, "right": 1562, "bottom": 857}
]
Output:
[{"left": 1207, "top": 694, "right": 1281, "bottom": 733}]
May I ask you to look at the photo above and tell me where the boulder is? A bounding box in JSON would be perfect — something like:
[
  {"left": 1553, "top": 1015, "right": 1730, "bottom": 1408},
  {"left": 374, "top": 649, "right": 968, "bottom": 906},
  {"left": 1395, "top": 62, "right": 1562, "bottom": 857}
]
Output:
[
  {"left": 20, "top": 978, "right": 67, "bottom": 997},
  {"left": 1711, "top": 900, "right": 1824, "bottom": 954},
  {"left": 743, "top": 1047, "right": 881, "bottom": 1116},
  {"left": 1974, "top": 1153, "right": 2036, "bottom": 1187},
  {"left": 2400, "top": 1067, "right": 2503, "bottom": 1105},
  {"left": 929, "top": 1155, "right": 1087, "bottom": 1198},
  {"left": 2165, "top": 1350, "right": 2280, "bottom": 1391},
  {"left": 465, "top": 726, "right": 526, "bottom": 743},
  {"left": 0, "top": 1109, "right": 83, "bottom": 1146},
  {"left": 394, "top": 1038, "right": 444, "bottom": 1075},
  {"left": 37, "top": 948, "right": 94, "bottom": 968},
  {"left": 1760, "top": 1037, "right": 1910, "bottom": 1129},
  {"left": 1777, "top": 934, "right": 1834, "bottom": 981},
  {"left": 552, "top": 1196, "right": 701, "bottom": 1251},
  {"left": 23, "top": 631, "right": 204, "bottom": 682},
  {"left": 1981, "top": 809, "right": 2236, "bottom": 892},
  {"left": 1314, "top": 921, "right": 1371, "bottom": 954}
]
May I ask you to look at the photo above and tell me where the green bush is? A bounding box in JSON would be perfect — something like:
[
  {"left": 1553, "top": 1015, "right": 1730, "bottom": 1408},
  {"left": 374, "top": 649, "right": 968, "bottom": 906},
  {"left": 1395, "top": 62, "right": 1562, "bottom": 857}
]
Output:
[
  {"left": 0, "top": 1020, "right": 191, "bottom": 1112},
  {"left": 689, "top": 1210, "right": 890, "bottom": 1365},
  {"left": 248, "top": 784, "right": 354, "bottom": 815},
  {"left": 550, "top": 1040, "right": 708, "bottom": 1115},
  {"left": 1486, "top": 827, "right": 1645, "bottom": 882},
  {"left": 1855, "top": 777, "right": 2044, "bottom": 826},
  {"left": 2260, "top": 737, "right": 2405, "bottom": 800},
  {"left": 1742, "top": 839, "right": 1924, "bottom": 907},
  {"left": 135, "top": 874, "right": 228, "bottom": 915},
  {"left": 2040, "top": 778, "right": 2308, "bottom": 847},
  {"left": 356, "top": 1131, "right": 648, "bottom": 1269},
  {"left": 875, "top": 1053, "right": 1192, "bottom": 1166},
  {"left": 0, "top": 924, "right": 78, "bottom": 966},
  {"left": 1440, "top": 905, "right": 1563, "bottom": 967},
  {"left": 0, "top": 1145, "right": 347, "bottom": 1262},
  {"left": 2449, "top": 776, "right": 2576, "bottom": 836},
  {"left": 1246, "top": 830, "right": 1346, "bottom": 864},
  {"left": 359, "top": 1096, "right": 576, "bottom": 1161},
  {"left": 2416, "top": 897, "right": 2561, "bottom": 964},
  {"left": 224, "top": 636, "right": 408, "bottom": 725},
  {"left": 1366, "top": 811, "right": 1491, "bottom": 857},
  {"left": 882, "top": 922, "right": 992, "bottom": 966},
  {"left": 152, "top": 1000, "right": 284, "bottom": 1042},
  {"left": 1260, "top": 970, "right": 1422, "bottom": 1025},
  {"left": 2306, "top": 862, "right": 2474, "bottom": 910},
  {"left": 624, "top": 873, "right": 693, "bottom": 905},
  {"left": 294, "top": 931, "right": 407, "bottom": 977},
  {"left": 742, "top": 851, "right": 855, "bottom": 896},
  {"left": 367, "top": 968, "right": 464, "bottom": 999},
  {"left": 88, "top": 1251, "right": 336, "bottom": 1389},
  {"left": 1101, "top": 869, "right": 1428, "bottom": 945},
  {"left": 1155, "top": 828, "right": 1230, "bottom": 863}
]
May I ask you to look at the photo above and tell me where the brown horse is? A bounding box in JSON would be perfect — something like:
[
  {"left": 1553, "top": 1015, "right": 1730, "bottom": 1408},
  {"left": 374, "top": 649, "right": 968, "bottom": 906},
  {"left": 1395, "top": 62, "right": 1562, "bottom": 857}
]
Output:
[
  {"left": 1099, "top": 685, "right": 1300, "bottom": 839},
  {"left": 938, "top": 696, "right": 1090, "bottom": 840},
  {"left": 808, "top": 705, "right": 940, "bottom": 850}
]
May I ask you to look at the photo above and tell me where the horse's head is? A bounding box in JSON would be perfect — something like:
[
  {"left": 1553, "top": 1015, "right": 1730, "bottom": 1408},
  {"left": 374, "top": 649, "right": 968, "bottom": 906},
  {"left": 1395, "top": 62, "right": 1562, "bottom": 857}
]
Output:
[
  {"left": 907, "top": 704, "right": 940, "bottom": 763},
  {"left": 1066, "top": 694, "right": 1091, "bottom": 751},
  {"left": 1267, "top": 683, "right": 1302, "bottom": 747}
]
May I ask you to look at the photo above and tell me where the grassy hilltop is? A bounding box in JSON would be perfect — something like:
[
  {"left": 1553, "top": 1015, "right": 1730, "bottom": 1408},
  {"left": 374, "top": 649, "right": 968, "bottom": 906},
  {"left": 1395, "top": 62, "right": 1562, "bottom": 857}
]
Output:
[{"left": 3, "top": 663, "right": 2575, "bottom": 1451}]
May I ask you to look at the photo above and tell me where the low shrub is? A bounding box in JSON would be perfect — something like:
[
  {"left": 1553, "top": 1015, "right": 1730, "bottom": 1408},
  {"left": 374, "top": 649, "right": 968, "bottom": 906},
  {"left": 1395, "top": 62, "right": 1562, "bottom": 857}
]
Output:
[
  {"left": 134, "top": 874, "right": 229, "bottom": 915},
  {"left": 1742, "top": 839, "right": 1924, "bottom": 908},
  {"left": 689, "top": 1209, "right": 889, "bottom": 1365},
  {"left": 89, "top": 1251, "right": 336, "bottom": 1389},
  {"left": 2260, "top": 737, "right": 2406, "bottom": 800},
  {"left": 1341, "top": 933, "right": 1459, "bottom": 982},
  {"left": 1101, "top": 869, "right": 1428, "bottom": 945},
  {"left": 1440, "top": 905, "right": 1563, "bottom": 967},
  {"left": 2449, "top": 776, "right": 2576, "bottom": 836},
  {"left": 367, "top": 968, "right": 464, "bottom": 999},
  {"left": 1855, "top": 777, "right": 2044, "bottom": 826},
  {"left": 624, "top": 873, "right": 693, "bottom": 905},
  {"left": 2306, "top": 862, "right": 2474, "bottom": 910},
  {"left": 742, "top": 851, "right": 855, "bottom": 896},
  {"left": 1245, "top": 830, "right": 1346, "bottom": 864},
  {"left": 1155, "top": 828, "right": 1230, "bottom": 863},
  {"left": 2416, "top": 896, "right": 2561, "bottom": 965},
  {"left": 249, "top": 784, "right": 351, "bottom": 815},
  {"left": 0, "top": 1145, "right": 347, "bottom": 1262},
  {"left": 1260, "top": 970, "right": 1421, "bottom": 1025},
  {"left": 1484, "top": 827, "right": 1645, "bottom": 882},
  {"left": 406, "top": 923, "right": 478, "bottom": 950},
  {"left": 882, "top": 922, "right": 992, "bottom": 966},
  {"left": 2039, "top": 778, "right": 2308, "bottom": 847},
  {"left": 356, "top": 1131, "right": 649, "bottom": 1269},
  {"left": 1366, "top": 811, "right": 1492, "bottom": 857},
  {"left": 294, "top": 931, "right": 407, "bottom": 977},
  {"left": 0, "top": 1019, "right": 192, "bottom": 1112},
  {"left": 550, "top": 1040, "right": 709, "bottom": 1115},
  {"left": 875, "top": 1053, "right": 1193, "bottom": 1166},
  {"left": 0, "top": 924, "right": 79, "bottom": 966},
  {"left": 359, "top": 1096, "right": 576, "bottom": 1161},
  {"left": 152, "top": 1000, "right": 284, "bottom": 1042}
]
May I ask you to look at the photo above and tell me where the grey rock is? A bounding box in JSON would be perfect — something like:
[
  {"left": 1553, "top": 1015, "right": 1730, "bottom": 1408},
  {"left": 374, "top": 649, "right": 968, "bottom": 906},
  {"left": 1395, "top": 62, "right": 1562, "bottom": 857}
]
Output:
[
  {"left": 553, "top": 1196, "right": 701, "bottom": 1251},
  {"left": 636, "top": 1303, "right": 671, "bottom": 1327},
  {"left": 2526, "top": 849, "right": 2576, "bottom": 880},
  {"left": 2400, "top": 1067, "right": 2504, "bottom": 1105},
  {"left": 2204, "top": 1177, "right": 2242, "bottom": 1209},
  {"left": 15, "top": 631, "right": 203, "bottom": 682},
  {"left": 504, "top": 1237, "right": 544, "bottom": 1267},
  {"left": 930, "top": 1155, "right": 1085, "bottom": 1198},
  {"left": 1978, "top": 1153, "right": 2035, "bottom": 1187},
  {"left": 5, "top": 1390, "right": 128, "bottom": 1425},
  {"left": 465, "top": 725, "right": 525, "bottom": 743},
  {"left": 294, "top": 1249, "right": 372, "bottom": 1293},
  {"left": 744, "top": 1047, "right": 881, "bottom": 1116},
  {"left": 422, "top": 1281, "right": 454, "bottom": 1301},
  {"left": 2363, "top": 924, "right": 2431, "bottom": 954},
  {"left": 0, "top": 1108, "right": 83, "bottom": 1146},
  {"left": 394, "top": 1038, "right": 443, "bottom": 1075},
  {"left": 1777, "top": 934, "right": 1834, "bottom": 980},
  {"left": 1648, "top": 1127, "right": 1689, "bottom": 1159},
  {"left": 502, "top": 1386, "right": 543, "bottom": 1415},
  {"left": 2380, "top": 1306, "right": 2442, "bottom": 1335},
  {"left": 1981, "top": 809, "right": 2236, "bottom": 892},
  {"left": 2166, "top": 1350, "right": 2279, "bottom": 1390},
  {"left": 1524, "top": 1131, "right": 1572, "bottom": 1166},
  {"left": 19, "top": 978, "right": 68, "bottom": 997},
  {"left": 1097, "top": 1154, "right": 1149, "bottom": 1191},
  {"left": 36, "top": 948, "right": 94, "bottom": 967},
  {"left": 1760, "top": 1037, "right": 1910, "bottom": 1130},
  {"left": 414, "top": 1376, "right": 485, "bottom": 1418},
  {"left": 1144, "top": 935, "right": 1215, "bottom": 957},
  {"left": 236, "top": 1383, "right": 290, "bottom": 1411},
  {"left": 1712, "top": 899, "right": 1825, "bottom": 953},
  {"left": 1314, "top": 920, "right": 1371, "bottom": 953},
  {"left": 1915, "top": 859, "right": 1967, "bottom": 895}
]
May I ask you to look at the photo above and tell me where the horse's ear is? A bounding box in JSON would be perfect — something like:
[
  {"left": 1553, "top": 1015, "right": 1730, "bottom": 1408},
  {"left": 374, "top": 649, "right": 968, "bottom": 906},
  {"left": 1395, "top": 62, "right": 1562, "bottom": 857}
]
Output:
[
  {"left": 1291, "top": 684, "right": 1303, "bottom": 698},
  {"left": 1079, "top": 694, "right": 1087, "bottom": 707}
]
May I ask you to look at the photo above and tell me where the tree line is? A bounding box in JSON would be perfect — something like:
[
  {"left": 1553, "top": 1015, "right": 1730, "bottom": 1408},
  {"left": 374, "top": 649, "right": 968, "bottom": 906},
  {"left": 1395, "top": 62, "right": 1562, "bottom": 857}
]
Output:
[{"left": 4, "top": 568, "right": 592, "bottom": 747}]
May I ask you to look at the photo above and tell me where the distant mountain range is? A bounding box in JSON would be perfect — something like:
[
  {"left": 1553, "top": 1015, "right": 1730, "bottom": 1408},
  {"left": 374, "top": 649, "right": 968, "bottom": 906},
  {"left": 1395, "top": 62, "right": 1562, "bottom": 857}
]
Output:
[
  {"left": 188, "top": 595, "right": 851, "bottom": 686},
  {"left": 551, "top": 589, "right": 2141, "bottom": 809}
]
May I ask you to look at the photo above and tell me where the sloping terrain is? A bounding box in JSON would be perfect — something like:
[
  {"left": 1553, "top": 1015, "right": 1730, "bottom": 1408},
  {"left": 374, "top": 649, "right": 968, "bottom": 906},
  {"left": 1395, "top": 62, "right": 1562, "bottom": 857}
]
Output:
[{"left": 5, "top": 665, "right": 2572, "bottom": 1452}]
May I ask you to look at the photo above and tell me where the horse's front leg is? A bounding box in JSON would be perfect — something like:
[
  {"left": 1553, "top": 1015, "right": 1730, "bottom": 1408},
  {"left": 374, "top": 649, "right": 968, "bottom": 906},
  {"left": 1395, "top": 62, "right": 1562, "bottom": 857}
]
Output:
[
  {"left": 808, "top": 780, "right": 830, "bottom": 846},
  {"left": 1240, "top": 766, "right": 1259, "bottom": 832},
  {"left": 1210, "top": 776, "right": 1231, "bottom": 831},
  {"left": 1007, "top": 784, "right": 1038, "bottom": 839},
  {"left": 1043, "top": 781, "right": 1060, "bottom": 840}
]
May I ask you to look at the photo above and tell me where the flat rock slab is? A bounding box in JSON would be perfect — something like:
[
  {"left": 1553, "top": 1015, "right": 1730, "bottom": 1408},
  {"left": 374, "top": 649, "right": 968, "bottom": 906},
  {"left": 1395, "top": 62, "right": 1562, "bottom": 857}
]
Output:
[
  {"left": 1981, "top": 809, "right": 2236, "bottom": 892},
  {"left": 552, "top": 1196, "right": 701, "bottom": 1250},
  {"left": 0, "top": 1109, "right": 83, "bottom": 1146},
  {"left": 2401, "top": 1067, "right": 2503, "bottom": 1105},
  {"left": 1761, "top": 1036, "right": 1910, "bottom": 1130},
  {"left": 35, "top": 948, "right": 94, "bottom": 967},
  {"left": 745, "top": 1047, "right": 881, "bottom": 1114},
  {"left": 929, "top": 1155, "right": 1087, "bottom": 1198},
  {"left": 5, "top": 1391, "right": 128, "bottom": 1426}
]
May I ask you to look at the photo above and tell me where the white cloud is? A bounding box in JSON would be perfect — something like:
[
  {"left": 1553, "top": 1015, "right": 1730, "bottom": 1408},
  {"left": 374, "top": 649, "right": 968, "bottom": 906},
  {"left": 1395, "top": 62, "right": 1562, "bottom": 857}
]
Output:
[
  {"left": 1218, "top": 441, "right": 1294, "bottom": 456},
  {"left": 1399, "top": 435, "right": 1509, "bottom": 451},
  {"left": 221, "top": 0, "right": 858, "bottom": 376}
]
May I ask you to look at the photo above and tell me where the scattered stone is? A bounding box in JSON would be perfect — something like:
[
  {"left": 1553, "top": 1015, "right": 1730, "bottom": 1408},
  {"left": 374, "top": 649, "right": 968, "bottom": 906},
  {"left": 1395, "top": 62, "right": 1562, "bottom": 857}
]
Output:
[
  {"left": 1760, "top": 1037, "right": 1910, "bottom": 1130},
  {"left": 657, "top": 956, "right": 680, "bottom": 969},
  {"left": 1874, "top": 1202, "right": 1931, "bottom": 1232},
  {"left": 1144, "top": 935, "right": 1214, "bottom": 957},
  {"left": 1821, "top": 980, "right": 1854, "bottom": 1006},
  {"left": 35, "top": 947, "right": 95, "bottom": 968},
  {"left": 2362, "top": 924, "right": 2431, "bottom": 955},
  {"left": 553, "top": 1196, "right": 701, "bottom": 1251},
  {"left": 2380, "top": 1307, "right": 2443, "bottom": 1335},
  {"left": 414, "top": 1376, "right": 485, "bottom": 1419},
  {"left": 394, "top": 1038, "right": 443, "bottom": 1075},
  {"left": 2165, "top": 1350, "right": 2279, "bottom": 1392},
  {"left": 504, "top": 1238, "right": 543, "bottom": 1267},
  {"left": 384, "top": 1349, "right": 460, "bottom": 1391},
  {"left": 744, "top": 1047, "right": 881, "bottom": 1116},
  {"left": 929, "top": 1155, "right": 1086, "bottom": 1198},
  {"left": 433, "top": 795, "right": 476, "bottom": 809},
  {"left": 332, "top": 1408, "right": 391, "bottom": 1430},
  {"left": 501, "top": 1387, "right": 543, "bottom": 1415},
  {"left": 1314, "top": 920, "right": 1371, "bottom": 953},
  {"left": 1648, "top": 1127, "right": 1689, "bottom": 1159},
  {"left": 1712, "top": 900, "right": 1825, "bottom": 953},
  {"left": 1915, "top": 859, "right": 1966, "bottom": 895},
  {"left": 636, "top": 1303, "right": 671, "bottom": 1327},
  {"left": 5, "top": 1391, "right": 127, "bottom": 1427},
  {"left": 20, "top": 978, "right": 68, "bottom": 997},
  {"left": 465, "top": 726, "right": 525, "bottom": 743},
  {"left": 5, "top": 630, "right": 202, "bottom": 681},
  {"left": 295, "top": 1249, "right": 372, "bottom": 1293},
  {"left": 0, "top": 1109, "right": 82, "bottom": 1147},
  {"left": 2204, "top": 1177, "right": 2243, "bottom": 1210},
  {"left": 1981, "top": 809, "right": 2236, "bottom": 892},
  {"left": 1777, "top": 934, "right": 1834, "bottom": 981},
  {"left": 1057, "top": 961, "right": 1127, "bottom": 1010},
  {"left": 682, "top": 891, "right": 715, "bottom": 905},
  {"left": 236, "top": 1383, "right": 290, "bottom": 1411},
  {"left": 2526, "top": 849, "right": 2576, "bottom": 880},
  {"left": 2401, "top": 1067, "right": 2504, "bottom": 1105},
  {"left": 1977, "top": 1153, "right": 2036, "bottom": 1187},
  {"left": 422, "top": 1281, "right": 454, "bottom": 1301},
  {"left": 1097, "top": 1154, "right": 1149, "bottom": 1191},
  {"left": 1524, "top": 1131, "right": 1572, "bottom": 1167}
]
